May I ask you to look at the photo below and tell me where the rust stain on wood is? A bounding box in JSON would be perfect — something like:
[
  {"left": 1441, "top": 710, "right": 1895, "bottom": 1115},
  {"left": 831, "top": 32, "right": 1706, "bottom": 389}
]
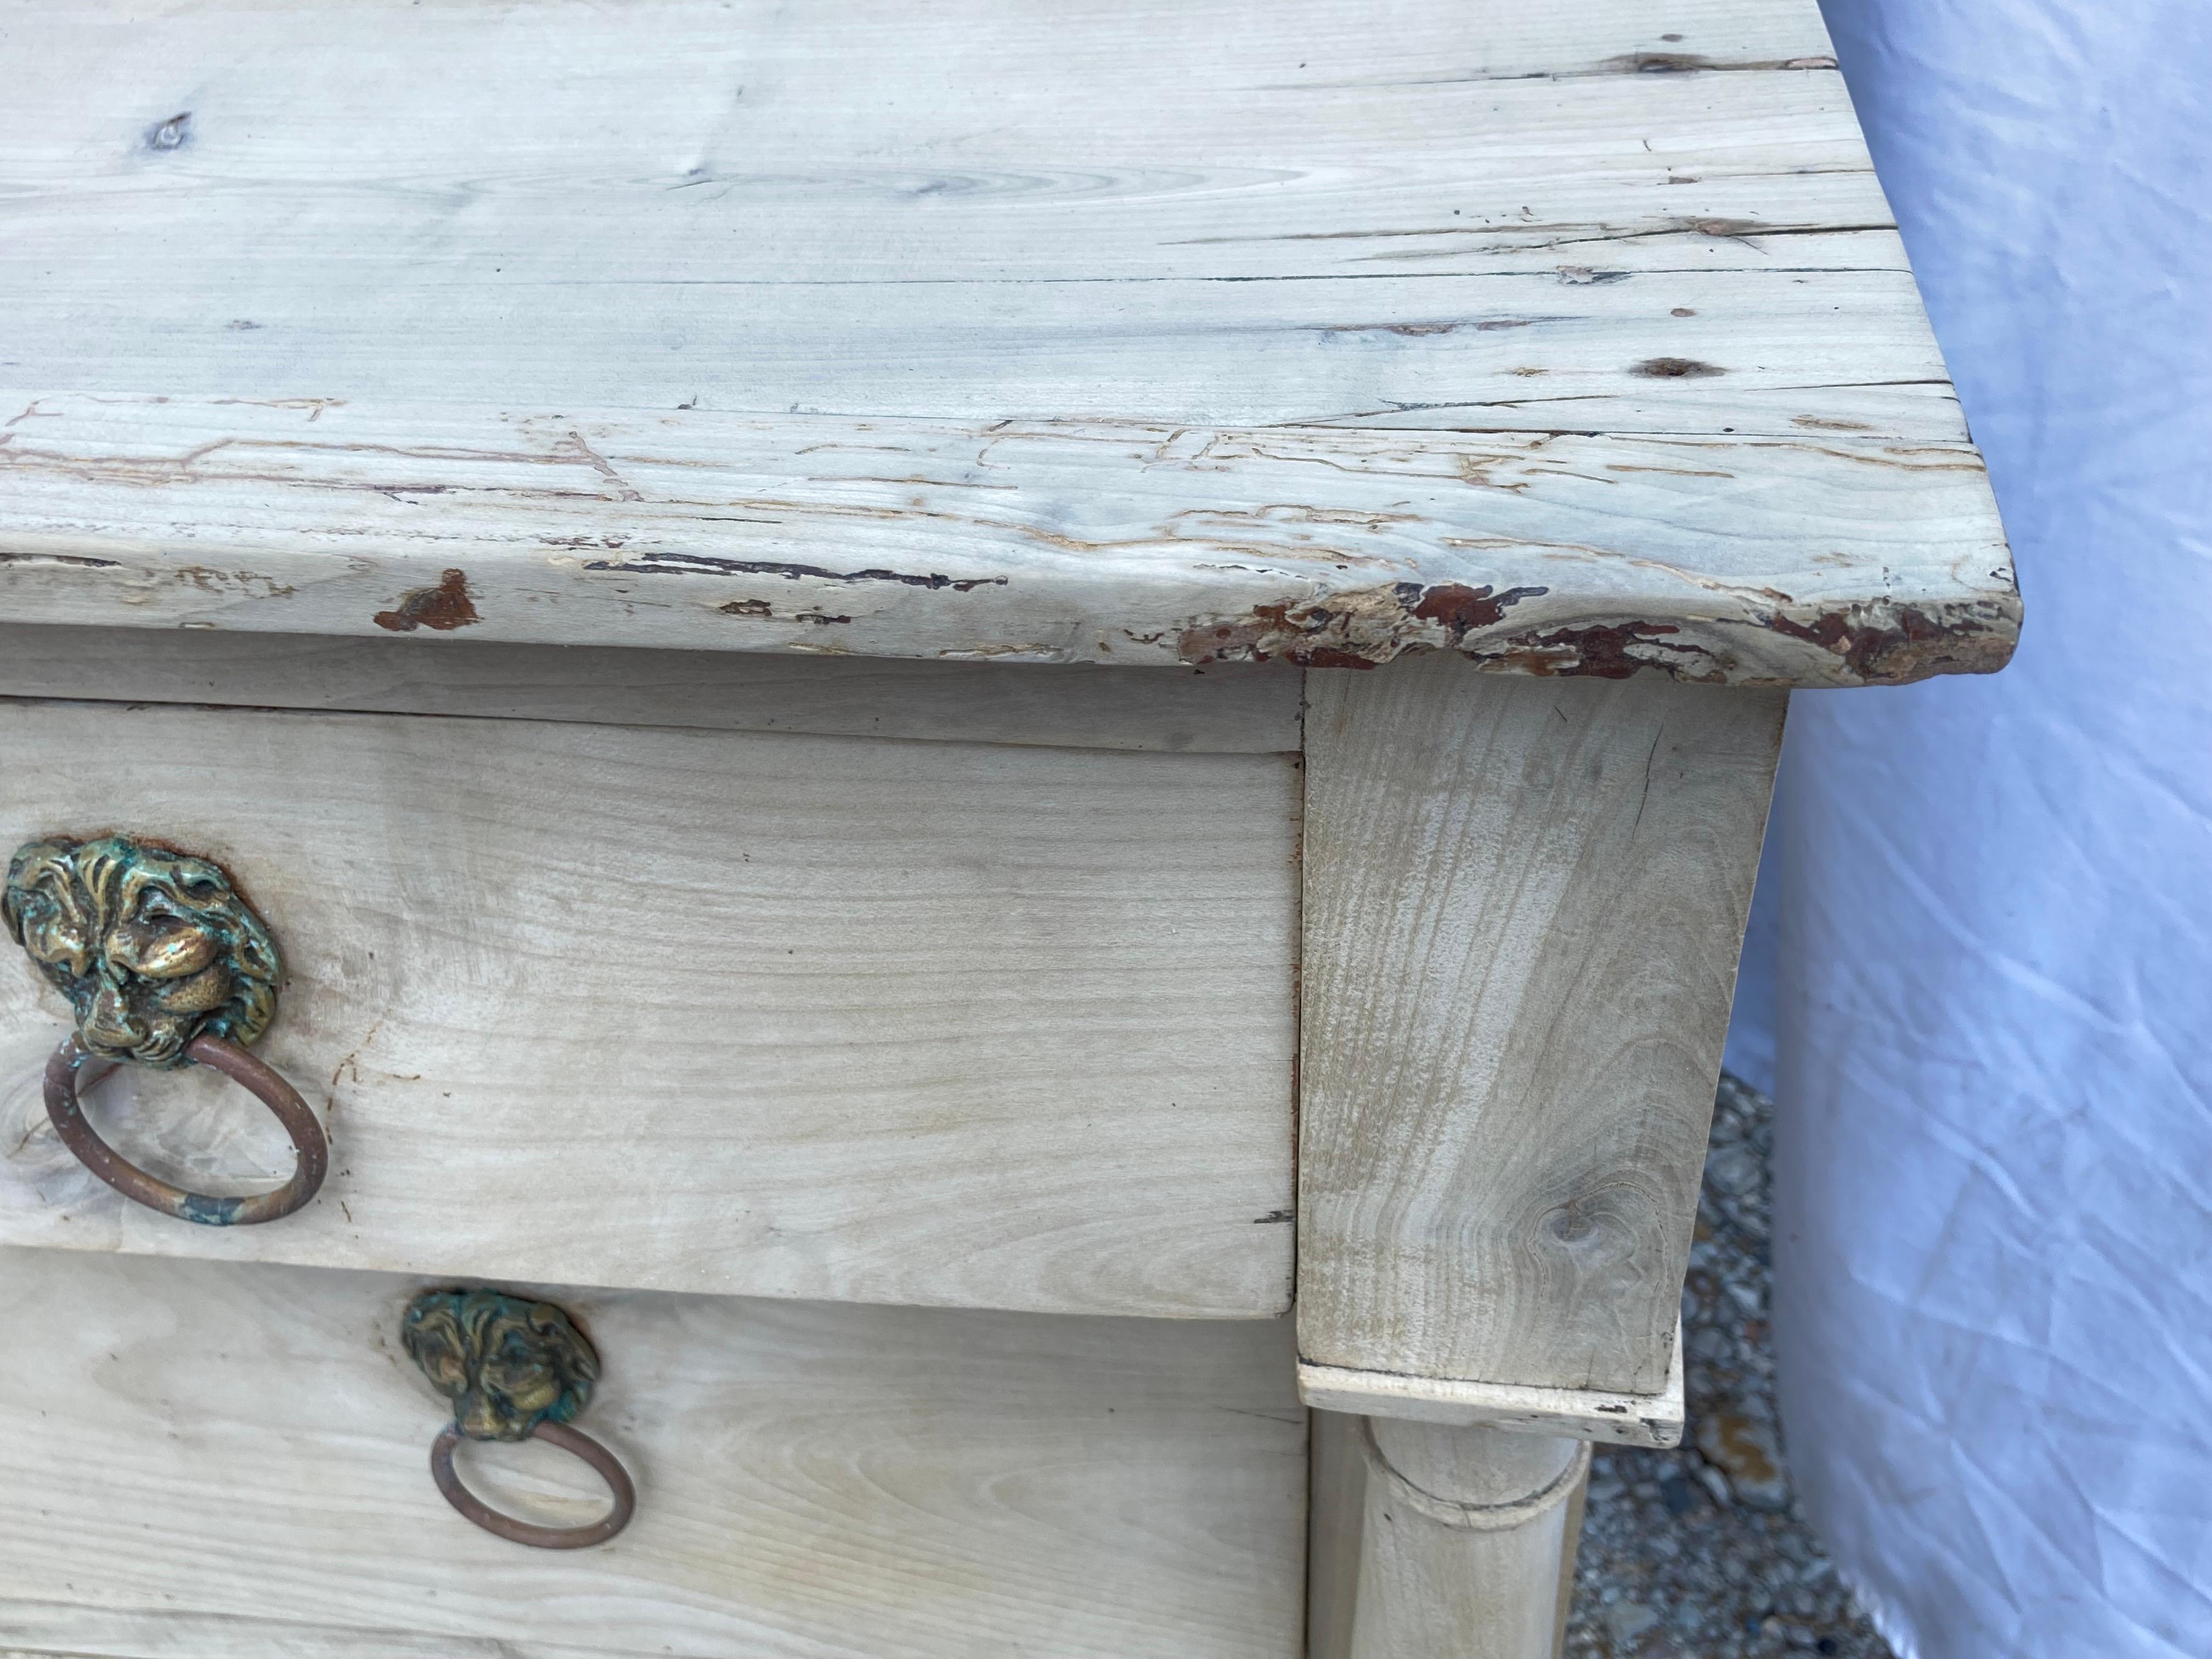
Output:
[{"left": 373, "top": 568, "right": 481, "bottom": 632}]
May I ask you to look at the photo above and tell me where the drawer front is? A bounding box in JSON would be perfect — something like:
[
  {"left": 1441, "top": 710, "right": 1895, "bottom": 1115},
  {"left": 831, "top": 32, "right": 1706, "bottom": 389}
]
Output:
[
  {"left": 0, "top": 1247, "right": 1305, "bottom": 1659},
  {"left": 0, "top": 698, "right": 1298, "bottom": 1316}
]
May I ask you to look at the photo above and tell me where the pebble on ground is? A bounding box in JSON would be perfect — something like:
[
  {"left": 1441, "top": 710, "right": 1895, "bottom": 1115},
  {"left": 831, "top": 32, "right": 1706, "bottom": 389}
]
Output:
[{"left": 1563, "top": 1074, "right": 1897, "bottom": 1659}]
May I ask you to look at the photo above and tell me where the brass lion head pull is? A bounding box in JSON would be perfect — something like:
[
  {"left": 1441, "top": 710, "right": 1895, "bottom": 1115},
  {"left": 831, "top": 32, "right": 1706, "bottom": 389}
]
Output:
[
  {"left": 5, "top": 834, "right": 279, "bottom": 1066},
  {"left": 403, "top": 1289, "right": 601, "bottom": 1442},
  {"left": 5, "top": 833, "right": 326, "bottom": 1226},
  {"left": 402, "top": 1289, "right": 636, "bottom": 1549}
]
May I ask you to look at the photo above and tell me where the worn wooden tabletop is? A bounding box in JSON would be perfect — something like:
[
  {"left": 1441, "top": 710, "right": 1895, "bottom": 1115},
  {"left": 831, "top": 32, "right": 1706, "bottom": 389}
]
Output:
[{"left": 0, "top": 0, "right": 2017, "bottom": 685}]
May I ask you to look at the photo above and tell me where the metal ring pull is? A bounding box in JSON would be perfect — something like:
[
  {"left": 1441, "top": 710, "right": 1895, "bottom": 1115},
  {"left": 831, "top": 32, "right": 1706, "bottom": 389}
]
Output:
[
  {"left": 429, "top": 1420, "right": 637, "bottom": 1550},
  {"left": 7, "top": 834, "right": 325, "bottom": 1226},
  {"left": 45, "top": 1032, "right": 329, "bottom": 1226},
  {"left": 403, "top": 1289, "right": 636, "bottom": 1550}
]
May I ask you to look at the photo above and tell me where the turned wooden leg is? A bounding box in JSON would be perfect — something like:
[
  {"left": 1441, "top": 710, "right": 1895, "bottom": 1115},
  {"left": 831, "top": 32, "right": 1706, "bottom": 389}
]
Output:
[
  {"left": 1311, "top": 1408, "right": 1590, "bottom": 1659},
  {"left": 1552, "top": 1458, "right": 1589, "bottom": 1659},
  {"left": 1297, "top": 660, "right": 1784, "bottom": 1651}
]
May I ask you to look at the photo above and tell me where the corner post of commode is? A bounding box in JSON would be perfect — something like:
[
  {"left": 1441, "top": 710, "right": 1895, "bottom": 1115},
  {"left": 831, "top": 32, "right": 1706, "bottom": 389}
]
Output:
[{"left": 1297, "top": 654, "right": 1786, "bottom": 1656}]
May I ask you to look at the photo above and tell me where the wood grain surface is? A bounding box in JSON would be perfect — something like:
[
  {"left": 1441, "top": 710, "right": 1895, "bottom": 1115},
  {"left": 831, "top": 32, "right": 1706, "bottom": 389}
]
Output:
[
  {"left": 1298, "top": 658, "right": 1783, "bottom": 1397},
  {"left": 0, "top": 0, "right": 1923, "bottom": 425},
  {"left": 0, "top": 698, "right": 1299, "bottom": 1317},
  {"left": 1347, "top": 1420, "right": 1586, "bottom": 1659},
  {"left": 0, "top": 0, "right": 2019, "bottom": 686},
  {"left": 0, "top": 1248, "right": 1307, "bottom": 1659}
]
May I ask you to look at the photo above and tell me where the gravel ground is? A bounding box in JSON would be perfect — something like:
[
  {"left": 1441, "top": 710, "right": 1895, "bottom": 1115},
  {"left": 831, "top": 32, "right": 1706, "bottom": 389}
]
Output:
[{"left": 1563, "top": 1074, "right": 1896, "bottom": 1659}]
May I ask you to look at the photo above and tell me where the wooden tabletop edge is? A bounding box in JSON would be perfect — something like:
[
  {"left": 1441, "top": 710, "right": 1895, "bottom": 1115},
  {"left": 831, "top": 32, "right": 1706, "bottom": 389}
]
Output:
[{"left": 0, "top": 391, "right": 2019, "bottom": 690}]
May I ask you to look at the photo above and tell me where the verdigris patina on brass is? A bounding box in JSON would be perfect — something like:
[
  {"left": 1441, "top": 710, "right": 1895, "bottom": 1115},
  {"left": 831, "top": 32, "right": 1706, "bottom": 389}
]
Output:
[
  {"left": 403, "top": 1287, "right": 634, "bottom": 1548},
  {"left": 402, "top": 1289, "right": 602, "bottom": 1443},
  {"left": 3, "top": 834, "right": 280, "bottom": 1067}
]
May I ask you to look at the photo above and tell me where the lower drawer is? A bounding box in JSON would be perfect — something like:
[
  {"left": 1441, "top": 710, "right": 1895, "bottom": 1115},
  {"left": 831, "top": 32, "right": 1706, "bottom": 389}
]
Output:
[{"left": 0, "top": 1247, "right": 1306, "bottom": 1659}]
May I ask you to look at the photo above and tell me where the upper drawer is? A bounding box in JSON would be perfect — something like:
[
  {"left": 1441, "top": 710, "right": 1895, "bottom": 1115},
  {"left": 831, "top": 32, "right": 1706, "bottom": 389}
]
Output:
[{"left": 0, "top": 696, "right": 1298, "bottom": 1317}]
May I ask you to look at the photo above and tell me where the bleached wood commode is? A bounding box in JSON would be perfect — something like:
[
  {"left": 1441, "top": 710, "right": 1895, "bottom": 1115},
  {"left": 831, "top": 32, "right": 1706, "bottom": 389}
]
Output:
[{"left": 0, "top": 2, "right": 2015, "bottom": 1654}]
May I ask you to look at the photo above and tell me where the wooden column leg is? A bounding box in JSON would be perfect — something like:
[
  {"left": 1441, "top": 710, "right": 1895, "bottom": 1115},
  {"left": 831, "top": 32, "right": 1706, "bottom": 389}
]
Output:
[
  {"left": 1312, "top": 1408, "right": 1590, "bottom": 1659},
  {"left": 1551, "top": 1457, "right": 1590, "bottom": 1659}
]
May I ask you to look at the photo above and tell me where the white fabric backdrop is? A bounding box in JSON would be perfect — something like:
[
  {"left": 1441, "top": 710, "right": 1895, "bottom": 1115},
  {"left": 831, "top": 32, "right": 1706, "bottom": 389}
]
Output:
[{"left": 1723, "top": 3, "right": 2212, "bottom": 1654}]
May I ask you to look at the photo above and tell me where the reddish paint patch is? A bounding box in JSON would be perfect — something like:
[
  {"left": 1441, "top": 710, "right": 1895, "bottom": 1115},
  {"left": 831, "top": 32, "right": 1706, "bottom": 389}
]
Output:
[
  {"left": 1180, "top": 603, "right": 1298, "bottom": 666},
  {"left": 1407, "top": 582, "right": 1549, "bottom": 634},
  {"left": 1766, "top": 605, "right": 2005, "bottom": 683},
  {"left": 1174, "top": 582, "right": 1549, "bottom": 669},
  {"left": 1481, "top": 622, "right": 1699, "bottom": 680},
  {"left": 373, "top": 569, "right": 481, "bottom": 632}
]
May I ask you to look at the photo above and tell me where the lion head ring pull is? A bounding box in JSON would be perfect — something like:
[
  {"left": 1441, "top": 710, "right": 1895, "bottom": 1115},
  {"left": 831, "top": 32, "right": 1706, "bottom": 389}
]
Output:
[
  {"left": 4, "top": 834, "right": 327, "bottom": 1225},
  {"left": 403, "top": 1289, "right": 636, "bottom": 1549}
]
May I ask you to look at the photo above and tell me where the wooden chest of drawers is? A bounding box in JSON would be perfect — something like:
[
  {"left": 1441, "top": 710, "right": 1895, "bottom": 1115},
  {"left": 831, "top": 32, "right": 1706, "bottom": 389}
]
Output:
[{"left": 0, "top": 0, "right": 2015, "bottom": 1654}]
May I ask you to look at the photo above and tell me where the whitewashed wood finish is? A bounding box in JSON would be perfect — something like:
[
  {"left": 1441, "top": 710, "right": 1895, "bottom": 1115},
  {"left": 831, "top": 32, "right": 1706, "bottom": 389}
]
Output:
[
  {"left": 1300, "top": 1320, "right": 1687, "bottom": 1449},
  {"left": 1300, "top": 658, "right": 1784, "bottom": 1396},
  {"left": 1, "top": 0, "right": 1859, "bottom": 284},
  {"left": 0, "top": 270, "right": 1955, "bottom": 441},
  {"left": 0, "top": 624, "right": 1302, "bottom": 754},
  {"left": 0, "top": 396, "right": 2017, "bottom": 689},
  {"left": 1, "top": 2, "right": 1934, "bottom": 428},
  {"left": 0, "top": 1248, "right": 1307, "bottom": 1659},
  {"left": 0, "top": 698, "right": 1298, "bottom": 1317},
  {"left": 0, "top": 0, "right": 2020, "bottom": 689}
]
